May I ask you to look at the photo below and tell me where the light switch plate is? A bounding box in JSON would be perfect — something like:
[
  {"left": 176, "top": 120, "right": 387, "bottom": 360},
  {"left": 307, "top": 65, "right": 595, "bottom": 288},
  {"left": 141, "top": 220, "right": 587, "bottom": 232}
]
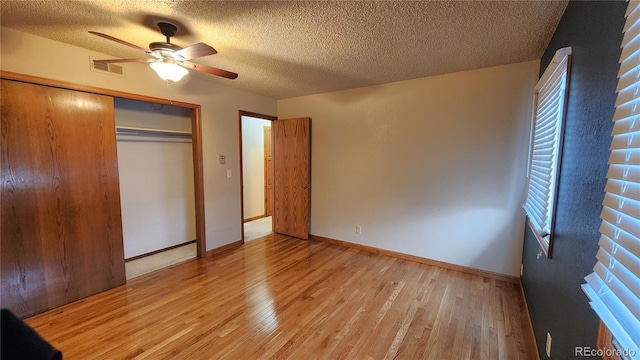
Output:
[
  {"left": 227, "top": 169, "right": 232, "bottom": 178},
  {"left": 218, "top": 154, "right": 226, "bottom": 164}
]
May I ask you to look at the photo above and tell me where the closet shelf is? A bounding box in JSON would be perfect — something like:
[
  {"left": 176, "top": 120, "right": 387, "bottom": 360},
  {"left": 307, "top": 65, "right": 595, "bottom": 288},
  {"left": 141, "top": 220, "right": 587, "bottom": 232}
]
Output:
[{"left": 115, "top": 126, "right": 192, "bottom": 139}]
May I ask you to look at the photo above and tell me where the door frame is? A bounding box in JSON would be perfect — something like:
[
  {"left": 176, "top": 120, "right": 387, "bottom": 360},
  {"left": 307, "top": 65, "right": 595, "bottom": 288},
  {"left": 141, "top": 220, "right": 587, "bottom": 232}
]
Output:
[
  {"left": 264, "top": 125, "right": 273, "bottom": 217},
  {"left": 238, "top": 110, "right": 277, "bottom": 242},
  {"left": 0, "top": 70, "right": 208, "bottom": 259}
]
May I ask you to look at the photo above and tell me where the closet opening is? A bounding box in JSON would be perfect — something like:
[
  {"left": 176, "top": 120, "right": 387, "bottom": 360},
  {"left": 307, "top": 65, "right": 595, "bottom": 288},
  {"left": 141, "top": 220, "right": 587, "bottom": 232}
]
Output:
[
  {"left": 1, "top": 71, "right": 207, "bottom": 314},
  {"left": 115, "top": 98, "right": 198, "bottom": 279}
]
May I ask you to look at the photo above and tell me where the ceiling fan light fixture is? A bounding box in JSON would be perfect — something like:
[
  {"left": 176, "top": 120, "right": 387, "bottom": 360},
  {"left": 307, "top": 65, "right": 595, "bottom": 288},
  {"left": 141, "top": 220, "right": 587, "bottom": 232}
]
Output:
[
  {"left": 89, "top": 26, "right": 236, "bottom": 80},
  {"left": 149, "top": 59, "right": 188, "bottom": 82}
]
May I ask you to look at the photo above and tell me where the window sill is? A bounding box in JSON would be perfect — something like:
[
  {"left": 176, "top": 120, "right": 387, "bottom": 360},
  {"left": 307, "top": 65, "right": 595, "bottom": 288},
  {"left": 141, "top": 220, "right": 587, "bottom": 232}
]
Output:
[{"left": 526, "top": 217, "right": 552, "bottom": 258}]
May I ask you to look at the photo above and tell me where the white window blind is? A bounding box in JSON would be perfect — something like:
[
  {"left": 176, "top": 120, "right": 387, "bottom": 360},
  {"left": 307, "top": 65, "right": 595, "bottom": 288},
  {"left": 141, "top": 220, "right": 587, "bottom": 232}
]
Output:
[
  {"left": 582, "top": 1, "right": 640, "bottom": 358},
  {"left": 523, "top": 47, "right": 571, "bottom": 257}
]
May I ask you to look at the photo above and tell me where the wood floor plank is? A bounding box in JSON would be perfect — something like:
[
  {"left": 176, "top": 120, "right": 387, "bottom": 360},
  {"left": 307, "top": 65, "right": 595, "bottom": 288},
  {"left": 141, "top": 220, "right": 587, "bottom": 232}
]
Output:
[{"left": 23, "top": 234, "right": 537, "bottom": 359}]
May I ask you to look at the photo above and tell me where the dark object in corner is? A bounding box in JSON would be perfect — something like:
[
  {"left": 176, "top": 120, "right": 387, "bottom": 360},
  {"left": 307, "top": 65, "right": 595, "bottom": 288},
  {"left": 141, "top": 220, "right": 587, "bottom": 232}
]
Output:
[{"left": 1, "top": 309, "right": 63, "bottom": 360}]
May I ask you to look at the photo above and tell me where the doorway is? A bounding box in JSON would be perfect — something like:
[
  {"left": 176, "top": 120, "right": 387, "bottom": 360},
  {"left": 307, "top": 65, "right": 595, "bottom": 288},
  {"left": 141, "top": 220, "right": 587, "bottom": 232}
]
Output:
[{"left": 240, "top": 111, "right": 277, "bottom": 242}]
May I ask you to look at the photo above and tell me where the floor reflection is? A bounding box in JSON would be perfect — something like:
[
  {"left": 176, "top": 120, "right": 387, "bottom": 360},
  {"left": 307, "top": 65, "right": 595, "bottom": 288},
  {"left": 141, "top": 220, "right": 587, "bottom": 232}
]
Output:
[{"left": 244, "top": 238, "right": 279, "bottom": 333}]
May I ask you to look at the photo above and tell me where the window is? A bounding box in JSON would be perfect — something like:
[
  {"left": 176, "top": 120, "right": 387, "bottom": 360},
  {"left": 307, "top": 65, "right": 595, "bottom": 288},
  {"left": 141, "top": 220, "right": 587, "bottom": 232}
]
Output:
[
  {"left": 582, "top": 1, "right": 640, "bottom": 358},
  {"left": 523, "top": 46, "right": 572, "bottom": 258}
]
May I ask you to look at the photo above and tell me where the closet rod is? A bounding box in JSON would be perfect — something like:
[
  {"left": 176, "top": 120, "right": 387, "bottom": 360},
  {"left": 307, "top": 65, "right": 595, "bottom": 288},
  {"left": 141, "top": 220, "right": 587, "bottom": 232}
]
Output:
[{"left": 115, "top": 126, "right": 192, "bottom": 139}]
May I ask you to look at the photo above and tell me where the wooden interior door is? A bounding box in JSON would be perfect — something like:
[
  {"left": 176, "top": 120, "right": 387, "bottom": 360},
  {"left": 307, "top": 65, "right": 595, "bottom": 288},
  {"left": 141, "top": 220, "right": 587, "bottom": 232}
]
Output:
[
  {"left": 1, "top": 79, "right": 126, "bottom": 318},
  {"left": 273, "top": 117, "right": 311, "bottom": 239},
  {"left": 264, "top": 126, "right": 273, "bottom": 216}
]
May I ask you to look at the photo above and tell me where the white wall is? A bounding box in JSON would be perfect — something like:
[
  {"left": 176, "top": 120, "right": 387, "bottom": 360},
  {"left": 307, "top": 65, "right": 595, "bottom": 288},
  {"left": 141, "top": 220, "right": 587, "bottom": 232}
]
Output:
[
  {"left": 114, "top": 98, "right": 196, "bottom": 258},
  {"left": 278, "top": 61, "right": 538, "bottom": 276},
  {"left": 242, "top": 116, "right": 272, "bottom": 220},
  {"left": 1, "top": 27, "right": 277, "bottom": 251}
]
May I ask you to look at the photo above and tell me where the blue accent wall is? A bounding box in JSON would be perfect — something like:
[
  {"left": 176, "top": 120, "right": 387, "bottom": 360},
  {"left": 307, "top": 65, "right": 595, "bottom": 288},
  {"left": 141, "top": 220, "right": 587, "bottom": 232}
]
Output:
[{"left": 521, "top": 1, "right": 626, "bottom": 358}]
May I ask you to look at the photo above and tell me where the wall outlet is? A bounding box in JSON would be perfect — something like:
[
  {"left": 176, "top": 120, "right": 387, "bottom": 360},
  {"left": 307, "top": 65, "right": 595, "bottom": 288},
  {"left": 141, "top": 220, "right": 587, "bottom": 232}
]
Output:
[
  {"left": 546, "top": 332, "right": 552, "bottom": 357},
  {"left": 356, "top": 225, "right": 362, "bottom": 234},
  {"left": 226, "top": 169, "right": 232, "bottom": 178}
]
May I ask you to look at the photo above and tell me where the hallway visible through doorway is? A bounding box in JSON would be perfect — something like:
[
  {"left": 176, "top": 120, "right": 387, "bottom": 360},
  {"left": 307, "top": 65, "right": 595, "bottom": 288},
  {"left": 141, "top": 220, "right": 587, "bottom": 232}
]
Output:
[
  {"left": 240, "top": 111, "right": 276, "bottom": 242},
  {"left": 244, "top": 216, "right": 273, "bottom": 241}
]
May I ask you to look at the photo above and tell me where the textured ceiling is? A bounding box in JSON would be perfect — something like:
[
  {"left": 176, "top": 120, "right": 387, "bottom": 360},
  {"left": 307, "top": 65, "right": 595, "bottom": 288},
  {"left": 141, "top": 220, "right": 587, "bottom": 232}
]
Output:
[{"left": 1, "top": 1, "right": 567, "bottom": 99}]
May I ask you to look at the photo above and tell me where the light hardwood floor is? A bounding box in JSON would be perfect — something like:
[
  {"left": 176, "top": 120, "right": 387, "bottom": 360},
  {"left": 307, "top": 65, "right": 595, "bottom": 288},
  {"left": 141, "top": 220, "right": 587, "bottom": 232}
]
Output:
[{"left": 25, "top": 234, "right": 536, "bottom": 359}]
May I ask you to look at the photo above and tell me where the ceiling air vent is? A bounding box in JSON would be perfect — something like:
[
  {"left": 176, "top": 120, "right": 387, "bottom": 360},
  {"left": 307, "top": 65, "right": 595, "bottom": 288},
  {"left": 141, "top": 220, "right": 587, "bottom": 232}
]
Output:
[{"left": 89, "top": 57, "right": 125, "bottom": 77}]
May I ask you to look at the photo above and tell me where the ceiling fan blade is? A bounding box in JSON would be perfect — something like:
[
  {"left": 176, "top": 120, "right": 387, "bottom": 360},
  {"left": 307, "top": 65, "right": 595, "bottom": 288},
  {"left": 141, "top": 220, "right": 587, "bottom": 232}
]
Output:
[
  {"left": 88, "top": 31, "right": 149, "bottom": 53},
  {"left": 175, "top": 43, "right": 217, "bottom": 60},
  {"left": 181, "top": 61, "right": 238, "bottom": 79},
  {"left": 93, "top": 58, "right": 155, "bottom": 64}
]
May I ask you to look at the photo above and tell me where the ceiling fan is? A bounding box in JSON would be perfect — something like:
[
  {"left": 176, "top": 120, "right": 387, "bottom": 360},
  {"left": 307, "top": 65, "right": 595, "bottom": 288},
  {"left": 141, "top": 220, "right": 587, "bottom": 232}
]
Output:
[{"left": 89, "top": 21, "right": 237, "bottom": 82}]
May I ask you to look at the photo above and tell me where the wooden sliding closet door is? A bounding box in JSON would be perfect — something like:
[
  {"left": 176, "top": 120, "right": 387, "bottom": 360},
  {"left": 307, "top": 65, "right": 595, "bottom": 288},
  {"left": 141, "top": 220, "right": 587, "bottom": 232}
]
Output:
[{"left": 1, "top": 79, "right": 125, "bottom": 318}]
